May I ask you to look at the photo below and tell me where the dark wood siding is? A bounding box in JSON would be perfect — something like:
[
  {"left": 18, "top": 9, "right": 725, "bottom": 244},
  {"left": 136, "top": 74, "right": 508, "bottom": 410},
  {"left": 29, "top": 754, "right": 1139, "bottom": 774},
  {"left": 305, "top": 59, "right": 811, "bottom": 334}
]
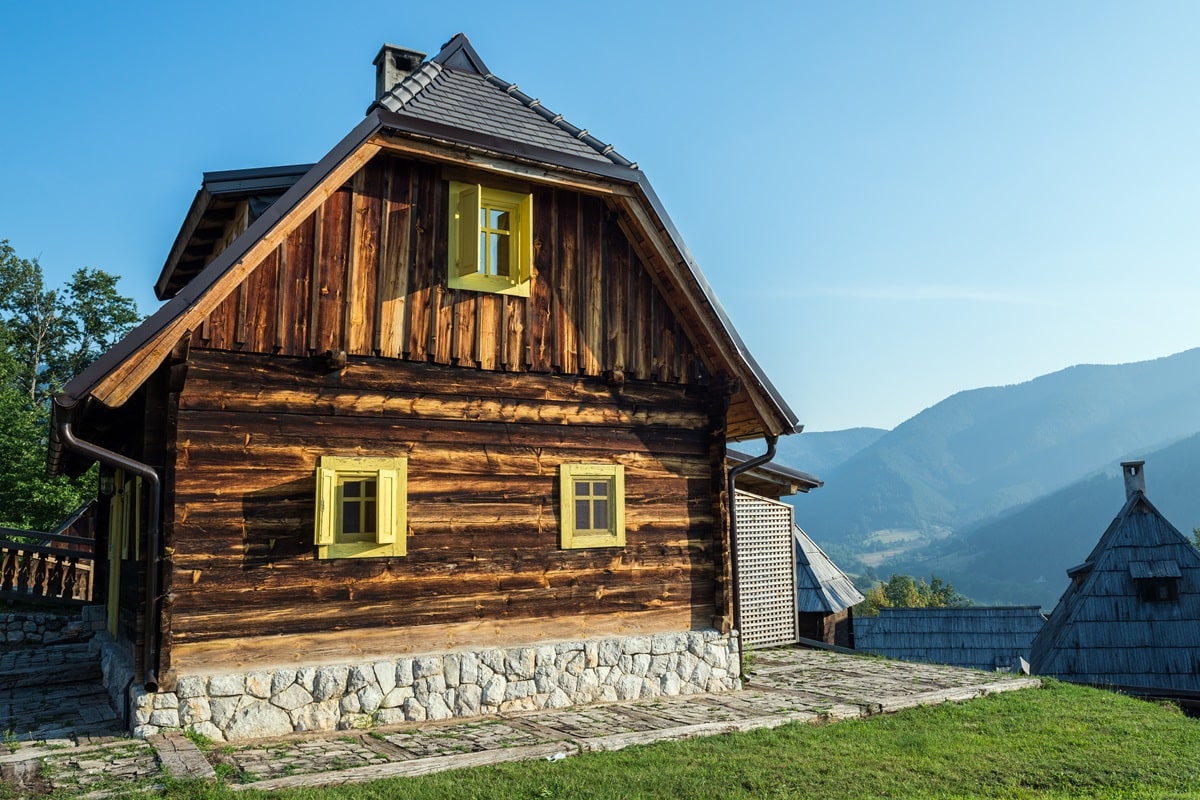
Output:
[
  {"left": 162, "top": 350, "right": 723, "bottom": 651},
  {"left": 195, "top": 154, "right": 705, "bottom": 386}
]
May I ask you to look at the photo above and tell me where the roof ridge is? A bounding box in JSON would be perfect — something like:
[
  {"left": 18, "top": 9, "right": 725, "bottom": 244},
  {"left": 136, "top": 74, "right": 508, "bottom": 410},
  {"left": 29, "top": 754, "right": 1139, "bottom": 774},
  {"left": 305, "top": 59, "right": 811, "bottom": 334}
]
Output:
[{"left": 375, "top": 61, "right": 444, "bottom": 114}]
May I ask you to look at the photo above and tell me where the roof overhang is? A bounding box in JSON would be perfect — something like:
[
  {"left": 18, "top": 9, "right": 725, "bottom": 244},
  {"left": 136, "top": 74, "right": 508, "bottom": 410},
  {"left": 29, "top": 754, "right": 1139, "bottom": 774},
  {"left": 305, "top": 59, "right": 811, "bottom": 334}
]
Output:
[{"left": 728, "top": 447, "right": 822, "bottom": 498}]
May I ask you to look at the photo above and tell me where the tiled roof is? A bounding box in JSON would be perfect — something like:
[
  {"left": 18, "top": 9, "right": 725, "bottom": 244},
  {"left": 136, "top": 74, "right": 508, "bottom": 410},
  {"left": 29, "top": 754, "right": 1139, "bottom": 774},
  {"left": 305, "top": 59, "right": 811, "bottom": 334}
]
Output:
[{"left": 376, "top": 34, "right": 634, "bottom": 168}]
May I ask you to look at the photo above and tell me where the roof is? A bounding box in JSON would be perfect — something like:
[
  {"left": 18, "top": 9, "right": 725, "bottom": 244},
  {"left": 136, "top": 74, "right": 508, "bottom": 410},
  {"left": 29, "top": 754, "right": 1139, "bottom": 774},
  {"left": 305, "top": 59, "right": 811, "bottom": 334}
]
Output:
[
  {"left": 52, "top": 33, "right": 798, "bottom": 462},
  {"left": 1029, "top": 486, "right": 1200, "bottom": 693},
  {"left": 855, "top": 607, "right": 1046, "bottom": 672},
  {"left": 728, "top": 449, "right": 822, "bottom": 498},
  {"left": 794, "top": 525, "right": 863, "bottom": 613}
]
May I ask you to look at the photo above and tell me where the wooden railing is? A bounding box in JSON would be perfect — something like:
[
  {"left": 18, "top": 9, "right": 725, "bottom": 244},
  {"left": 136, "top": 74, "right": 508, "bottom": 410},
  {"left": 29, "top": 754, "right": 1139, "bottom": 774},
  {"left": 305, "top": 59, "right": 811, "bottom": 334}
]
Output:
[{"left": 0, "top": 527, "right": 94, "bottom": 604}]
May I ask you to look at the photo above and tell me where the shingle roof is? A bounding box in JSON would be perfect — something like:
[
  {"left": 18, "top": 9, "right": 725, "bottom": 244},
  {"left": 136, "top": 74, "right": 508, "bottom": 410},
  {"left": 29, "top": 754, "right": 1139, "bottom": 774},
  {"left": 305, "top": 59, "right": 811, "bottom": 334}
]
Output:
[
  {"left": 855, "top": 607, "right": 1046, "bottom": 672},
  {"left": 794, "top": 525, "right": 863, "bottom": 614},
  {"left": 376, "top": 34, "right": 634, "bottom": 168},
  {"left": 1029, "top": 486, "right": 1200, "bottom": 693}
]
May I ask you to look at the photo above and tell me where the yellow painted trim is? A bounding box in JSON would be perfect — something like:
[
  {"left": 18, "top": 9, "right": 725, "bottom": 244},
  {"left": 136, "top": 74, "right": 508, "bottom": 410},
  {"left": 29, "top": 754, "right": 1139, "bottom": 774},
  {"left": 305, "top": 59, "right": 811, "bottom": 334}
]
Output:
[
  {"left": 559, "top": 463, "right": 625, "bottom": 549},
  {"left": 314, "top": 456, "right": 407, "bottom": 559}
]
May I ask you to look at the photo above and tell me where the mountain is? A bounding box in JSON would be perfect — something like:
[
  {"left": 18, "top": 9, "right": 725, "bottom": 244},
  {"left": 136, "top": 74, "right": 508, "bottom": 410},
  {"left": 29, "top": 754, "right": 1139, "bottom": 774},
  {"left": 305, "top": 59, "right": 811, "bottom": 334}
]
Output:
[
  {"left": 775, "top": 427, "right": 887, "bottom": 477},
  {"left": 794, "top": 348, "right": 1200, "bottom": 558},
  {"left": 896, "top": 431, "right": 1200, "bottom": 609}
]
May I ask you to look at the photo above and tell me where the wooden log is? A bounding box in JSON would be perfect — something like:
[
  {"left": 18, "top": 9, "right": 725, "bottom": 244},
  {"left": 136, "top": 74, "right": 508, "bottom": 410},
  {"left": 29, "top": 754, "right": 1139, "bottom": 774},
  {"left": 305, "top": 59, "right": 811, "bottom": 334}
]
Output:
[
  {"left": 579, "top": 194, "right": 604, "bottom": 377},
  {"left": 377, "top": 157, "right": 413, "bottom": 358},
  {"left": 279, "top": 214, "right": 315, "bottom": 355}
]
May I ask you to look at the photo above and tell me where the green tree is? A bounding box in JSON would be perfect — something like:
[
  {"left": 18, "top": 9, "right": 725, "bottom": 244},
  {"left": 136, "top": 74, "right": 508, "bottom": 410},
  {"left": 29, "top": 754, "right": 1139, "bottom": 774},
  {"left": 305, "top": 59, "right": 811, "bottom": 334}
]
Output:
[
  {"left": 856, "top": 573, "right": 970, "bottom": 617},
  {"left": 0, "top": 239, "right": 140, "bottom": 530}
]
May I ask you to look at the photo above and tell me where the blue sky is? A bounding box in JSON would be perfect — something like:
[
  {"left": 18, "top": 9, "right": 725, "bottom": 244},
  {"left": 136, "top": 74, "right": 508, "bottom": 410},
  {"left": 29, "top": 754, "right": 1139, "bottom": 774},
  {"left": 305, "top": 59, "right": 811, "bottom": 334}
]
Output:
[{"left": 3, "top": 1, "right": 1199, "bottom": 431}]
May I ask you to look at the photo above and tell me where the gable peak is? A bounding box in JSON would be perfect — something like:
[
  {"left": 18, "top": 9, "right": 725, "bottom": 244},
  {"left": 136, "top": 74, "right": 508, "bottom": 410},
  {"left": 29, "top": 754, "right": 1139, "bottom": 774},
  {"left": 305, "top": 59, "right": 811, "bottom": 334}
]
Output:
[{"left": 432, "top": 33, "right": 490, "bottom": 74}]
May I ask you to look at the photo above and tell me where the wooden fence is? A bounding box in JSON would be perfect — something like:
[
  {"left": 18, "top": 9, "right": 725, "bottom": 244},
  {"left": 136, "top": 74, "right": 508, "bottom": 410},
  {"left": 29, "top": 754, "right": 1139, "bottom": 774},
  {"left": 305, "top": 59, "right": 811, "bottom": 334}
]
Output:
[{"left": 0, "top": 527, "right": 94, "bottom": 604}]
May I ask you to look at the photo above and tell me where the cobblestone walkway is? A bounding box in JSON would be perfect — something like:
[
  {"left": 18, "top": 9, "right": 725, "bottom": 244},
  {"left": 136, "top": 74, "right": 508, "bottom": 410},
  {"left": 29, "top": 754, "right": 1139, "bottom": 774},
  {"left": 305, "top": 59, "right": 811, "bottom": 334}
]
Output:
[{"left": 0, "top": 647, "right": 1039, "bottom": 796}]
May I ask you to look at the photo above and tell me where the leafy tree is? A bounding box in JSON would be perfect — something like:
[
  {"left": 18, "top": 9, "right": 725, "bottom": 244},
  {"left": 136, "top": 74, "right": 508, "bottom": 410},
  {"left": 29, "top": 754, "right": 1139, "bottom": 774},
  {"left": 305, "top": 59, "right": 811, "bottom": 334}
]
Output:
[
  {"left": 1193, "top": 528, "right": 1200, "bottom": 551},
  {"left": 0, "top": 239, "right": 140, "bottom": 530},
  {"left": 856, "top": 573, "right": 970, "bottom": 617}
]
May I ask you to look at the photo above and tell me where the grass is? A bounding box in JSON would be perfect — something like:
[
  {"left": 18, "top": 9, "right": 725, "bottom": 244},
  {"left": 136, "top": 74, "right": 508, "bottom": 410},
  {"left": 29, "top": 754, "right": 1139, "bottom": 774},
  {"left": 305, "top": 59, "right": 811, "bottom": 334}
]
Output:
[{"left": 5, "top": 680, "right": 1200, "bottom": 799}]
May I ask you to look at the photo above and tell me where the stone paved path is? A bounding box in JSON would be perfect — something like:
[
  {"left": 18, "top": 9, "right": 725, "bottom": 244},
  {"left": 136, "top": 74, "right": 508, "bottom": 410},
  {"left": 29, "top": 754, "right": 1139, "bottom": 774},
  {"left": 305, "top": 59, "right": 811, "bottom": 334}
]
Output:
[{"left": 0, "top": 646, "right": 1039, "bottom": 797}]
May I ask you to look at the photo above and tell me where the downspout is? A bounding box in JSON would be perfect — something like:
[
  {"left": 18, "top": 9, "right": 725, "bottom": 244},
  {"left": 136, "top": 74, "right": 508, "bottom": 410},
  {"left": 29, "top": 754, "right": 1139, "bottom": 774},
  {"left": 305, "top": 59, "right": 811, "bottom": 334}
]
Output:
[
  {"left": 57, "top": 415, "right": 163, "bottom": 692},
  {"left": 726, "top": 434, "right": 779, "bottom": 655}
]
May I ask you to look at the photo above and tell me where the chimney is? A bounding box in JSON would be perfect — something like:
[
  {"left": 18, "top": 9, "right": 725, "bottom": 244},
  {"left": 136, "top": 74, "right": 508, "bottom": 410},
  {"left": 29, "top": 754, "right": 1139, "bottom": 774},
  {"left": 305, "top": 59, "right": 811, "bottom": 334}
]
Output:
[
  {"left": 1121, "top": 460, "right": 1146, "bottom": 500},
  {"left": 374, "top": 44, "right": 427, "bottom": 100}
]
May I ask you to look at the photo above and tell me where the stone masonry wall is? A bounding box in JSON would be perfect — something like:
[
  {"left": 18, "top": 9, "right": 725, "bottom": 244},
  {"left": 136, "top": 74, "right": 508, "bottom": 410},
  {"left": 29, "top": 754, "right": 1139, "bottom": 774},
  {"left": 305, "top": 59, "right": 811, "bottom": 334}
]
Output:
[
  {"left": 117, "top": 630, "right": 740, "bottom": 741},
  {"left": 2, "top": 610, "right": 92, "bottom": 645}
]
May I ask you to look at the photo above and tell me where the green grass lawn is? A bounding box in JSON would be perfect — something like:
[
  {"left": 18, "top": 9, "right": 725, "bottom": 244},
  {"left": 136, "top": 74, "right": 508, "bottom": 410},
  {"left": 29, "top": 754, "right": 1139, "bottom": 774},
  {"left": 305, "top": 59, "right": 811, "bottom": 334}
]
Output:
[{"left": 29, "top": 680, "right": 1200, "bottom": 799}]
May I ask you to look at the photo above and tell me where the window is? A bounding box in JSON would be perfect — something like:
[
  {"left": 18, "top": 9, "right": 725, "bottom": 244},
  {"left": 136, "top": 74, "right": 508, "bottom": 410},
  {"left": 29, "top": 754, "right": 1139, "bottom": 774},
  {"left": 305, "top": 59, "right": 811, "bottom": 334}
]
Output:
[
  {"left": 1136, "top": 578, "right": 1180, "bottom": 603},
  {"left": 314, "top": 456, "right": 407, "bottom": 559},
  {"left": 559, "top": 464, "right": 625, "bottom": 549},
  {"left": 448, "top": 181, "right": 532, "bottom": 296}
]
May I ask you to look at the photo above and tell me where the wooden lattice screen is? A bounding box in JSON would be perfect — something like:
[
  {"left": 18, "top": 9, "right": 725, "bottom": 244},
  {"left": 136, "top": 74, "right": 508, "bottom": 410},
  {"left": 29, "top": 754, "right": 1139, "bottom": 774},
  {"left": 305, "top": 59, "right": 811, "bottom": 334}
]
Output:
[{"left": 734, "top": 490, "right": 797, "bottom": 649}]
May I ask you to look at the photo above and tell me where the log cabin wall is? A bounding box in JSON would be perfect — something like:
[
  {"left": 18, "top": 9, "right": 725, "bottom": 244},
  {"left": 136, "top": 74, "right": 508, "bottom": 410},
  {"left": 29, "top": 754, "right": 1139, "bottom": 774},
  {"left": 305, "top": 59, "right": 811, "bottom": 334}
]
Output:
[
  {"left": 195, "top": 153, "right": 704, "bottom": 386},
  {"left": 161, "top": 350, "right": 728, "bottom": 672}
]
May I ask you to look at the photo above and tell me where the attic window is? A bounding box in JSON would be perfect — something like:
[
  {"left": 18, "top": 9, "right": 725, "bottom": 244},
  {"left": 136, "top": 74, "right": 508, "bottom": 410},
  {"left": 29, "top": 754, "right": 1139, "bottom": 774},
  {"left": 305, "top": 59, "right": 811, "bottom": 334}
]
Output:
[
  {"left": 448, "top": 181, "right": 532, "bottom": 297},
  {"left": 1130, "top": 560, "right": 1181, "bottom": 603}
]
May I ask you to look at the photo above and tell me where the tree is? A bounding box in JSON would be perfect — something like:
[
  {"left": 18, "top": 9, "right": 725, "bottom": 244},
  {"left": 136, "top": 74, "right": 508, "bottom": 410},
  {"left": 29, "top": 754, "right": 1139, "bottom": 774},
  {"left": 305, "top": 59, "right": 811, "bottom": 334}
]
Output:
[
  {"left": 0, "top": 239, "right": 141, "bottom": 530},
  {"left": 856, "top": 573, "right": 970, "bottom": 617}
]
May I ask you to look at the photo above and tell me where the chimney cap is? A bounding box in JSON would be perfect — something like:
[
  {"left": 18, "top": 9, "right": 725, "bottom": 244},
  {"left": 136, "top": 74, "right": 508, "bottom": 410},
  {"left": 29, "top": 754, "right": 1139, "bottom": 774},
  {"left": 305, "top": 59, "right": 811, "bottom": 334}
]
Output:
[
  {"left": 374, "top": 43, "right": 428, "bottom": 101},
  {"left": 1121, "top": 460, "right": 1146, "bottom": 501}
]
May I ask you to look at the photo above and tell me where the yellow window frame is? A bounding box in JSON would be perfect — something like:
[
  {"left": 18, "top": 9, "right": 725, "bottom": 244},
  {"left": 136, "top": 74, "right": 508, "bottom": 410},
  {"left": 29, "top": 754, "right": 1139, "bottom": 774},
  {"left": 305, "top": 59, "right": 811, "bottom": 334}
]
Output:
[
  {"left": 448, "top": 180, "right": 532, "bottom": 297},
  {"left": 314, "top": 456, "right": 407, "bottom": 559},
  {"left": 559, "top": 464, "right": 625, "bottom": 549}
]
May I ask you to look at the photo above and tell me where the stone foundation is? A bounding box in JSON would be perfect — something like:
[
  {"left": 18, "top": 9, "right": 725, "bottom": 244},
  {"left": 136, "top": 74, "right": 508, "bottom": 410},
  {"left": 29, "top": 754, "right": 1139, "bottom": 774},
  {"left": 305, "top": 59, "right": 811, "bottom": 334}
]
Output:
[
  {"left": 110, "top": 630, "right": 740, "bottom": 741},
  {"left": 2, "top": 609, "right": 95, "bottom": 645}
]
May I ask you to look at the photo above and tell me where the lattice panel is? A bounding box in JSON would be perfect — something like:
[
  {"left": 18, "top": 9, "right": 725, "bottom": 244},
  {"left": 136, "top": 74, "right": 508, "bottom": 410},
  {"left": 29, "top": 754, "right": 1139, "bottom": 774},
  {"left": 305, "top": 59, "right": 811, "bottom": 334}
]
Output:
[{"left": 734, "top": 491, "right": 797, "bottom": 649}]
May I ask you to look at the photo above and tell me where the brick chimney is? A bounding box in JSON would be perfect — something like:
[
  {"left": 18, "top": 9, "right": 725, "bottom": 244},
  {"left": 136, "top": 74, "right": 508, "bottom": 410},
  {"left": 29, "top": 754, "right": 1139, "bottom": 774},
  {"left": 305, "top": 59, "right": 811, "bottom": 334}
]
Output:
[
  {"left": 1121, "top": 460, "right": 1146, "bottom": 500},
  {"left": 374, "top": 44, "right": 427, "bottom": 100}
]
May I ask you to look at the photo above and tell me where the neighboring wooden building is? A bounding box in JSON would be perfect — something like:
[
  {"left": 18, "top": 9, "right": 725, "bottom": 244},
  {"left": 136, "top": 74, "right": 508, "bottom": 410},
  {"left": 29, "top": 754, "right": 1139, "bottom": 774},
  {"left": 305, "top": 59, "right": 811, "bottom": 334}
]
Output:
[
  {"left": 794, "top": 525, "right": 863, "bottom": 647},
  {"left": 47, "top": 35, "right": 802, "bottom": 739},
  {"left": 1029, "top": 461, "right": 1200, "bottom": 697},
  {"left": 854, "top": 607, "right": 1045, "bottom": 671}
]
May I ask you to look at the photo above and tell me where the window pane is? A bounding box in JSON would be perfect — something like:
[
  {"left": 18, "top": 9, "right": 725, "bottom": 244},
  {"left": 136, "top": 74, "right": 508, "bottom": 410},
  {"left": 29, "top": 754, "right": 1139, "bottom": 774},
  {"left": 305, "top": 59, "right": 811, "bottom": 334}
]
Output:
[
  {"left": 364, "top": 501, "right": 377, "bottom": 534},
  {"left": 492, "top": 209, "right": 510, "bottom": 231},
  {"left": 591, "top": 481, "right": 608, "bottom": 496},
  {"left": 488, "top": 233, "right": 502, "bottom": 276},
  {"left": 593, "top": 498, "right": 609, "bottom": 530},
  {"left": 495, "top": 232, "right": 510, "bottom": 277},
  {"left": 363, "top": 479, "right": 376, "bottom": 499},
  {"left": 343, "top": 502, "right": 361, "bottom": 534},
  {"left": 575, "top": 498, "right": 590, "bottom": 529},
  {"left": 478, "top": 231, "right": 487, "bottom": 274},
  {"left": 343, "top": 481, "right": 361, "bottom": 498}
]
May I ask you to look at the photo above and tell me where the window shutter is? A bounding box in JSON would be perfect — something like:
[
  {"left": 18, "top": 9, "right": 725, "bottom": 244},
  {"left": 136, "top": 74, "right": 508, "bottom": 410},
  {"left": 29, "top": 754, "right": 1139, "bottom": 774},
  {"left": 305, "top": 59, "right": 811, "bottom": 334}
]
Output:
[
  {"left": 454, "top": 182, "right": 481, "bottom": 278},
  {"left": 517, "top": 190, "right": 533, "bottom": 278},
  {"left": 375, "top": 468, "right": 397, "bottom": 545},
  {"left": 315, "top": 466, "right": 337, "bottom": 546}
]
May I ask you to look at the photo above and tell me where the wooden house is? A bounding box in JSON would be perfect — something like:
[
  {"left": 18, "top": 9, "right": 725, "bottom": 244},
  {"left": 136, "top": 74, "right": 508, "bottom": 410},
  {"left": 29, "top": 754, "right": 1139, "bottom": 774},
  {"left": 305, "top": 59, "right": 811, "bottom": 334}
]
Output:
[
  {"left": 1029, "top": 461, "right": 1200, "bottom": 697},
  {"left": 47, "top": 35, "right": 801, "bottom": 739}
]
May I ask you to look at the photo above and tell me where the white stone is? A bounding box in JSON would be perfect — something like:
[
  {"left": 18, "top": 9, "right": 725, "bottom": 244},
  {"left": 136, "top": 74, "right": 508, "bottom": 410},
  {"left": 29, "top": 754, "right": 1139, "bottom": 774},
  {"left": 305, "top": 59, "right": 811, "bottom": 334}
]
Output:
[
  {"left": 402, "top": 697, "right": 427, "bottom": 722},
  {"left": 271, "top": 683, "right": 314, "bottom": 712},
  {"left": 149, "top": 708, "right": 180, "bottom": 727},
  {"left": 208, "top": 696, "right": 242, "bottom": 730},
  {"left": 381, "top": 686, "right": 414, "bottom": 709},
  {"left": 481, "top": 675, "right": 507, "bottom": 706},
  {"left": 175, "top": 675, "right": 205, "bottom": 699},
  {"left": 207, "top": 674, "right": 246, "bottom": 697},
  {"left": 414, "top": 655, "right": 442, "bottom": 679},
  {"left": 313, "top": 666, "right": 348, "bottom": 701},
  {"left": 500, "top": 695, "right": 537, "bottom": 713},
  {"left": 224, "top": 701, "right": 294, "bottom": 740},
  {"left": 459, "top": 652, "right": 480, "bottom": 685},
  {"left": 373, "top": 661, "right": 396, "bottom": 695},
  {"left": 291, "top": 698, "right": 340, "bottom": 732},
  {"left": 152, "top": 692, "right": 179, "bottom": 710},
  {"left": 133, "top": 724, "right": 159, "bottom": 738},
  {"left": 347, "top": 665, "right": 373, "bottom": 692},
  {"left": 455, "top": 684, "right": 482, "bottom": 716},
  {"left": 650, "top": 632, "right": 681, "bottom": 655},
  {"left": 296, "top": 667, "right": 317, "bottom": 693},
  {"left": 481, "top": 649, "right": 505, "bottom": 673},
  {"left": 660, "top": 672, "right": 681, "bottom": 695},
  {"left": 374, "top": 707, "right": 406, "bottom": 725},
  {"left": 505, "top": 648, "right": 535, "bottom": 679},
  {"left": 649, "top": 654, "right": 673, "bottom": 676},
  {"left": 340, "top": 693, "right": 361, "bottom": 714},
  {"left": 632, "top": 654, "right": 651, "bottom": 676},
  {"left": 584, "top": 641, "right": 599, "bottom": 668},
  {"left": 271, "top": 669, "right": 298, "bottom": 695},
  {"left": 358, "top": 684, "right": 384, "bottom": 714},
  {"left": 426, "top": 694, "right": 453, "bottom": 720},
  {"left": 443, "top": 655, "right": 461, "bottom": 686},
  {"left": 246, "top": 671, "right": 272, "bottom": 699},
  {"left": 623, "top": 636, "right": 651, "bottom": 655},
  {"left": 395, "top": 659, "right": 414, "bottom": 686},
  {"left": 535, "top": 644, "right": 557, "bottom": 666},
  {"left": 504, "top": 679, "right": 535, "bottom": 701},
  {"left": 546, "top": 688, "right": 572, "bottom": 709},
  {"left": 616, "top": 675, "right": 643, "bottom": 700},
  {"left": 534, "top": 666, "right": 557, "bottom": 693},
  {"left": 180, "top": 697, "right": 212, "bottom": 726},
  {"left": 597, "top": 640, "right": 621, "bottom": 666},
  {"left": 640, "top": 678, "right": 662, "bottom": 699}
]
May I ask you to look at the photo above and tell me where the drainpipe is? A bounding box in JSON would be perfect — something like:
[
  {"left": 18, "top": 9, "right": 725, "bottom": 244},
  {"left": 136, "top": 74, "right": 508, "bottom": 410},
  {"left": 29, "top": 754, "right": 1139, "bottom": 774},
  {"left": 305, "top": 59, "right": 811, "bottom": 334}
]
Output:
[
  {"left": 726, "top": 433, "right": 779, "bottom": 660},
  {"left": 57, "top": 417, "right": 163, "bottom": 692}
]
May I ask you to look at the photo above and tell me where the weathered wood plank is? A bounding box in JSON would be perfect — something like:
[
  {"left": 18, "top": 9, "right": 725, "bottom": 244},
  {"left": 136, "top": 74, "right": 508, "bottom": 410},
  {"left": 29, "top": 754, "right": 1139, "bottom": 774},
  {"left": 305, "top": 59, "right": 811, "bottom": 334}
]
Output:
[
  {"left": 407, "top": 163, "right": 436, "bottom": 361},
  {"left": 377, "top": 158, "right": 413, "bottom": 358},
  {"left": 579, "top": 194, "right": 604, "bottom": 377}
]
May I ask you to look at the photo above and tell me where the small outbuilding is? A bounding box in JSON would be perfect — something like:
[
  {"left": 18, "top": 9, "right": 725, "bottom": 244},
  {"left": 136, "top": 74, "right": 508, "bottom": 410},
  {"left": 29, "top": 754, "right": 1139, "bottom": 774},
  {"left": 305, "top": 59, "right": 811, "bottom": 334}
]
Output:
[
  {"left": 1029, "top": 461, "right": 1200, "bottom": 697},
  {"left": 855, "top": 606, "right": 1045, "bottom": 672}
]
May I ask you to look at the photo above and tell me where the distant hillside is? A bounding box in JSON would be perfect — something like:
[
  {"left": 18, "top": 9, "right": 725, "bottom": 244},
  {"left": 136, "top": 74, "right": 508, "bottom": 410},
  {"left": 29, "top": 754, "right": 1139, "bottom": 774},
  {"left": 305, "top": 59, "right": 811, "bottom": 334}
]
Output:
[
  {"left": 795, "top": 348, "right": 1200, "bottom": 555},
  {"left": 897, "top": 432, "right": 1200, "bottom": 609},
  {"left": 775, "top": 427, "right": 887, "bottom": 477}
]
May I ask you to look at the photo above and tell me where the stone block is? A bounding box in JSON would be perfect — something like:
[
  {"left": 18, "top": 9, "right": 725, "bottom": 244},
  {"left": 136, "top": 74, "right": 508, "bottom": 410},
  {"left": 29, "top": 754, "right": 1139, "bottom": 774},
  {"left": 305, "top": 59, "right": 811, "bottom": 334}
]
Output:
[
  {"left": 504, "top": 679, "right": 535, "bottom": 702},
  {"left": 395, "top": 658, "right": 414, "bottom": 687},
  {"left": 358, "top": 684, "right": 384, "bottom": 714},
  {"left": 632, "top": 654, "right": 651, "bottom": 676},
  {"left": 413, "top": 655, "right": 442, "bottom": 679},
  {"left": 271, "top": 669, "right": 298, "bottom": 695},
  {"left": 616, "top": 675, "right": 643, "bottom": 700},
  {"left": 373, "top": 707, "right": 406, "bottom": 726},
  {"left": 546, "top": 688, "right": 572, "bottom": 709},
  {"left": 427, "top": 694, "right": 453, "bottom": 720},
  {"left": 224, "top": 701, "right": 294, "bottom": 740},
  {"left": 402, "top": 697, "right": 427, "bottom": 722},
  {"left": 535, "top": 644, "right": 557, "bottom": 666},
  {"left": 623, "top": 636, "right": 651, "bottom": 655},
  {"left": 271, "top": 683, "right": 314, "bottom": 712},
  {"left": 381, "top": 686, "right": 414, "bottom": 709},
  {"left": 208, "top": 696, "right": 242, "bottom": 730},
  {"left": 459, "top": 652, "right": 480, "bottom": 685},
  {"left": 133, "top": 724, "right": 159, "bottom": 739},
  {"left": 313, "top": 666, "right": 348, "bottom": 701},
  {"left": 533, "top": 665, "right": 557, "bottom": 693},
  {"left": 180, "top": 697, "right": 212, "bottom": 726},
  {"left": 660, "top": 672, "right": 681, "bottom": 695},
  {"left": 505, "top": 648, "right": 535, "bottom": 679},
  {"left": 207, "top": 674, "right": 246, "bottom": 697},
  {"left": 443, "top": 654, "right": 461, "bottom": 686},
  {"left": 373, "top": 661, "right": 396, "bottom": 695},
  {"left": 152, "top": 692, "right": 179, "bottom": 710},
  {"left": 296, "top": 667, "right": 317, "bottom": 693},
  {"left": 186, "top": 720, "right": 225, "bottom": 743},
  {"left": 339, "top": 693, "right": 361, "bottom": 714},
  {"left": 291, "top": 698, "right": 340, "bottom": 732},
  {"left": 175, "top": 675, "right": 205, "bottom": 699},
  {"left": 454, "top": 684, "right": 482, "bottom": 716},
  {"left": 246, "top": 671, "right": 272, "bottom": 699},
  {"left": 347, "top": 665, "right": 373, "bottom": 692},
  {"left": 481, "top": 649, "right": 505, "bottom": 673},
  {"left": 149, "top": 708, "right": 180, "bottom": 728},
  {"left": 481, "top": 675, "right": 506, "bottom": 706}
]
